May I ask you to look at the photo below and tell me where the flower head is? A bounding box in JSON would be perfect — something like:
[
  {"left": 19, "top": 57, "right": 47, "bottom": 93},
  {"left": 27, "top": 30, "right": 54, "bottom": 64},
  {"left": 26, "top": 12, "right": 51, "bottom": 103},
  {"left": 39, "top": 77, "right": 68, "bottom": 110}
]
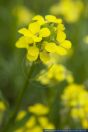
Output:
[{"left": 16, "top": 15, "right": 72, "bottom": 64}]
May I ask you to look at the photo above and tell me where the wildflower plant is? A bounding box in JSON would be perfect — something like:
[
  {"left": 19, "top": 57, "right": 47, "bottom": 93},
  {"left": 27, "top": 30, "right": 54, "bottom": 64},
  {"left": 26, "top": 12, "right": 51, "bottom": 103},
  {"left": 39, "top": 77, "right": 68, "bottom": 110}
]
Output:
[
  {"left": 3, "top": 15, "right": 72, "bottom": 132},
  {"left": 1, "top": 0, "right": 88, "bottom": 130},
  {"left": 16, "top": 15, "right": 72, "bottom": 64}
]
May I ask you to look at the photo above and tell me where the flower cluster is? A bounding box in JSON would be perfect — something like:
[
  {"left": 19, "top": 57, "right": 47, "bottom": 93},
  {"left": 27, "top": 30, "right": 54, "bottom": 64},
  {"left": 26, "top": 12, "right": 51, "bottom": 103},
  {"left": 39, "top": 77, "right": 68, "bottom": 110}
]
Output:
[
  {"left": 50, "top": 0, "right": 84, "bottom": 23},
  {"left": 16, "top": 15, "right": 72, "bottom": 64},
  {"left": 37, "top": 64, "right": 74, "bottom": 85},
  {"left": 15, "top": 104, "right": 55, "bottom": 132},
  {"left": 61, "top": 84, "right": 88, "bottom": 128}
]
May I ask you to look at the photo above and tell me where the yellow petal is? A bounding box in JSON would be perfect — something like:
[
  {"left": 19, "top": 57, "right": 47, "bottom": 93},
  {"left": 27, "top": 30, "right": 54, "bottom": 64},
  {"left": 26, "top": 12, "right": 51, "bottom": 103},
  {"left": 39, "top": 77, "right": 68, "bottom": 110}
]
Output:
[
  {"left": 32, "top": 15, "right": 45, "bottom": 25},
  {"left": 56, "top": 18, "right": 62, "bottom": 24},
  {"left": 28, "top": 22, "right": 40, "bottom": 34},
  {"left": 56, "top": 46, "right": 67, "bottom": 55},
  {"left": 18, "top": 28, "right": 32, "bottom": 37},
  {"left": 40, "top": 52, "right": 50, "bottom": 64},
  {"left": 38, "top": 117, "right": 49, "bottom": 127},
  {"left": 45, "top": 42, "right": 57, "bottom": 53},
  {"left": 57, "top": 24, "right": 65, "bottom": 31},
  {"left": 33, "top": 35, "right": 42, "bottom": 42},
  {"left": 28, "top": 103, "right": 49, "bottom": 115},
  {"left": 16, "top": 36, "right": 33, "bottom": 48},
  {"left": 16, "top": 110, "right": 26, "bottom": 121},
  {"left": 45, "top": 15, "right": 57, "bottom": 23},
  {"left": 27, "top": 46, "right": 39, "bottom": 61},
  {"left": 30, "top": 126, "right": 42, "bottom": 132},
  {"left": 61, "top": 40, "right": 72, "bottom": 49},
  {"left": 25, "top": 116, "right": 36, "bottom": 128},
  {"left": 57, "top": 31, "right": 66, "bottom": 43},
  {"left": 40, "top": 28, "right": 51, "bottom": 37}
]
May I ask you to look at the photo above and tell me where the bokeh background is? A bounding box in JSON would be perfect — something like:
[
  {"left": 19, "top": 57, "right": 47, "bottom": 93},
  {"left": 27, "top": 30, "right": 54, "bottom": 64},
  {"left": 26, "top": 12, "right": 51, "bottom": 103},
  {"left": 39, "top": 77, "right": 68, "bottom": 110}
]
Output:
[{"left": 0, "top": 0, "right": 88, "bottom": 131}]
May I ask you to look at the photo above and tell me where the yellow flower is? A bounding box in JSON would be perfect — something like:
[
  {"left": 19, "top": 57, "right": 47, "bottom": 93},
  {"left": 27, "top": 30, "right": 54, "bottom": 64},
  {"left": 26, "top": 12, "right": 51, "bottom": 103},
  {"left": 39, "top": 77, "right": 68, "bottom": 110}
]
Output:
[
  {"left": 28, "top": 103, "right": 49, "bottom": 115},
  {"left": 38, "top": 117, "right": 55, "bottom": 129},
  {"left": 15, "top": 104, "right": 55, "bottom": 132},
  {"left": 45, "top": 15, "right": 62, "bottom": 23},
  {"left": 16, "top": 110, "right": 27, "bottom": 121},
  {"left": 56, "top": 30, "right": 66, "bottom": 43},
  {"left": 16, "top": 36, "right": 33, "bottom": 48},
  {"left": 40, "top": 51, "right": 50, "bottom": 64},
  {"left": 30, "top": 126, "right": 42, "bottom": 132},
  {"left": 16, "top": 15, "right": 72, "bottom": 63},
  {"left": 27, "top": 46, "right": 39, "bottom": 61},
  {"left": 37, "top": 64, "right": 73, "bottom": 84},
  {"left": 50, "top": 0, "right": 84, "bottom": 23},
  {"left": 18, "top": 22, "right": 50, "bottom": 43},
  {"left": 82, "top": 119, "right": 88, "bottom": 129},
  {"left": 25, "top": 116, "right": 36, "bottom": 128},
  {"left": 61, "top": 83, "right": 88, "bottom": 128},
  {"left": 32, "top": 15, "right": 45, "bottom": 25},
  {"left": 13, "top": 5, "right": 33, "bottom": 25}
]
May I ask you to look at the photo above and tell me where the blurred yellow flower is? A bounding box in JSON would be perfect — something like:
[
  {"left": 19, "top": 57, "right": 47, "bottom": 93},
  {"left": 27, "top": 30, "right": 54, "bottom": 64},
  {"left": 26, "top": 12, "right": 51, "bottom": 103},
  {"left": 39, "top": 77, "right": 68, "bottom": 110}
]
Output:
[
  {"left": 16, "top": 15, "right": 72, "bottom": 64},
  {"left": 62, "top": 83, "right": 88, "bottom": 128},
  {"left": 38, "top": 117, "right": 55, "bottom": 129},
  {"left": 13, "top": 5, "right": 34, "bottom": 25},
  {"left": 50, "top": 0, "right": 84, "bottom": 23},
  {"left": 82, "top": 119, "right": 88, "bottom": 129},
  {"left": 25, "top": 116, "right": 36, "bottom": 128},
  {"left": 37, "top": 64, "right": 74, "bottom": 85},
  {"left": 28, "top": 103, "right": 49, "bottom": 115},
  {"left": 16, "top": 110, "right": 27, "bottom": 121},
  {"left": 15, "top": 104, "right": 55, "bottom": 132}
]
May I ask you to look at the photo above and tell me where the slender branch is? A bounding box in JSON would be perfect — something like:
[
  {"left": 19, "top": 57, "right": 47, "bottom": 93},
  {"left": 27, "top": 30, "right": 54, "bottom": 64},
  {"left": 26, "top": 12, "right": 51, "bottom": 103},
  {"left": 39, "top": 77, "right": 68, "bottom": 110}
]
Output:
[{"left": 2, "top": 62, "right": 35, "bottom": 132}]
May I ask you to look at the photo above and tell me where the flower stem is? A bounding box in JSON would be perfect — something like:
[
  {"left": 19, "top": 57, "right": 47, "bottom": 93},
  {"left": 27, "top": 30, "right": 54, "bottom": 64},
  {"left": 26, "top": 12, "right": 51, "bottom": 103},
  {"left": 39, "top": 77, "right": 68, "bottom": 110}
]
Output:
[{"left": 2, "top": 62, "right": 35, "bottom": 132}]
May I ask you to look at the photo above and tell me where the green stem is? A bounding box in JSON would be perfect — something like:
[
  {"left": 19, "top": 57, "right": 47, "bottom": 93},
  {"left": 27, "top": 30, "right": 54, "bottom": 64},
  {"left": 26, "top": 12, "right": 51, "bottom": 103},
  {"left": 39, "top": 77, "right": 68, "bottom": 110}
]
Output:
[{"left": 2, "top": 62, "right": 35, "bottom": 132}]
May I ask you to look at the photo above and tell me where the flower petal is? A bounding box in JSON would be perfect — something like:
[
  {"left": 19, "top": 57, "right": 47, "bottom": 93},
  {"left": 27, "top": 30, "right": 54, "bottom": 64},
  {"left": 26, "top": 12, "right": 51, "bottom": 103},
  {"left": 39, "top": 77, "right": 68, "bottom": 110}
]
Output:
[
  {"left": 27, "top": 46, "right": 39, "bottom": 61},
  {"left": 56, "top": 46, "right": 67, "bottom": 55},
  {"left": 45, "top": 42, "right": 57, "bottom": 53},
  {"left": 32, "top": 15, "right": 45, "bottom": 25},
  {"left": 45, "top": 15, "right": 57, "bottom": 23},
  {"left": 57, "top": 24, "right": 65, "bottom": 31},
  {"left": 28, "top": 22, "right": 40, "bottom": 34},
  {"left": 61, "top": 40, "right": 72, "bottom": 49},
  {"left": 40, "top": 28, "right": 51, "bottom": 37},
  {"left": 33, "top": 35, "right": 42, "bottom": 42},
  {"left": 40, "top": 52, "right": 50, "bottom": 64},
  {"left": 57, "top": 31, "right": 66, "bottom": 43},
  {"left": 15, "top": 36, "right": 33, "bottom": 48},
  {"left": 18, "top": 28, "right": 32, "bottom": 37}
]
